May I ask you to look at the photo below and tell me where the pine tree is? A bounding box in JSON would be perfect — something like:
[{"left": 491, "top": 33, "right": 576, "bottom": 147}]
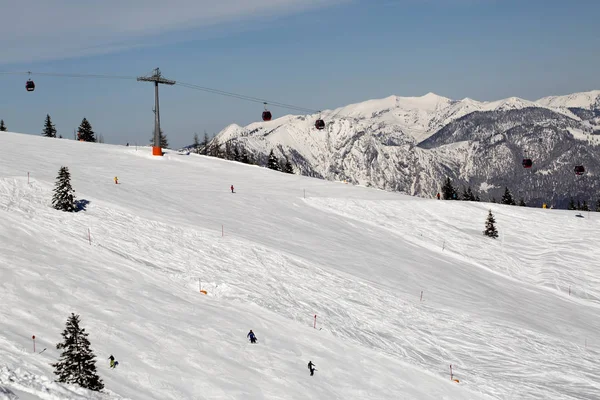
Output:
[
  {"left": 42, "top": 114, "right": 57, "bottom": 137},
  {"left": 52, "top": 313, "right": 104, "bottom": 391},
  {"left": 483, "top": 210, "right": 498, "bottom": 238},
  {"left": 193, "top": 133, "right": 200, "bottom": 153},
  {"left": 224, "top": 141, "right": 234, "bottom": 160},
  {"left": 77, "top": 118, "right": 96, "bottom": 142},
  {"left": 209, "top": 138, "right": 223, "bottom": 158},
  {"left": 267, "top": 149, "right": 280, "bottom": 171},
  {"left": 461, "top": 186, "right": 469, "bottom": 201},
  {"left": 52, "top": 167, "right": 76, "bottom": 212},
  {"left": 501, "top": 187, "right": 515, "bottom": 205},
  {"left": 582, "top": 200, "right": 589, "bottom": 211},
  {"left": 160, "top": 129, "right": 168, "bottom": 148},
  {"left": 283, "top": 157, "right": 294, "bottom": 174},
  {"left": 202, "top": 131, "right": 210, "bottom": 156},
  {"left": 441, "top": 177, "right": 455, "bottom": 200},
  {"left": 240, "top": 146, "right": 250, "bottom": 164},
  {"left": 233, "top": 145, "right": 241, "bottom": 162},
  {"left": 519, "top": 198, "right": 526, "bottom": 207},
  {"left": 568, "top": 197, "right": 576, "bottom": 210},
  {"left": 0, "top": 119, "right": 6, "bottom": 131}
]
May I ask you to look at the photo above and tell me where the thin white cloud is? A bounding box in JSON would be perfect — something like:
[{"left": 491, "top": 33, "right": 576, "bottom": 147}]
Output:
[{"left": 0, "top": 0, "right": 346, "bottom": 65}]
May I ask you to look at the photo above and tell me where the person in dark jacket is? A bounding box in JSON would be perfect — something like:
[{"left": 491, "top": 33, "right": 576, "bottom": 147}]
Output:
[
  {"left": 308, "top": 361, "right": 316, "bottom": 376},
  {"left": 247, "top": 329, "right": 257, "bottom": 343}
]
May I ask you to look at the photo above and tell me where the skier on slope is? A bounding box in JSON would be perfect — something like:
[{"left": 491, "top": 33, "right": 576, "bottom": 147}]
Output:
[
  {"left": 108, "top": 355, "right": 119, "bottom": 368},
  {"left": 308, "top": 361, "right": 316, "bottom": 376},
  {"left": 247, "top": 329, "right": 257, "bottom": 344},
  {"left": 231, "top": 185, "right": 235, "bottom": 193}
]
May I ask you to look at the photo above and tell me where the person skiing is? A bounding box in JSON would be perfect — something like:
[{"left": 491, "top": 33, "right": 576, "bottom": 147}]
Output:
[
  {"left": 436, "top": 192, "right": 440, "bottom": 200},
  {"left": 230, "top": 185, "right": 234, "bottom": 193},
  {"left": 247, "top": 329, "right": 257, "bottom": 344},
  {"left": 108, "top": 355, "right": 117, "bottom": 368},
  {"left": 308, "top": 361, "right": 316, "bottom": 376},
  {"left": 114, "top": 176, "right": 119, "bottom": 184}
]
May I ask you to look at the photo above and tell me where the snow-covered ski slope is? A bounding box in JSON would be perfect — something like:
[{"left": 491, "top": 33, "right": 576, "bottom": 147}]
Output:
[{"left": 1, "top": 132, "right": 599, "bottom": 400}]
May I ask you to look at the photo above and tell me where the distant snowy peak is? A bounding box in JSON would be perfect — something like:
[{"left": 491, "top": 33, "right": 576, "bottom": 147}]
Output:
[{"left": 536, "top": 90, "right": 600, "bottom": 110}]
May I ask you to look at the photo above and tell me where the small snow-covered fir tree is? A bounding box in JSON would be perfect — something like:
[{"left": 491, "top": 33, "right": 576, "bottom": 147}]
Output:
[
  {"left": 42, "top": 114, "right": 57, "bottom": 137},
  {"left": 441, "top": 177, "right": 456, "bottom": 200},
  {"left": 52, "top": 166, "right": 76, "bottom": 212},
  {"left": 0, "top": 119, "right": 6, "bottom": 131},
  {"left": 483, "top": 209, "right": 498, "bottom": 239},
  {"left": 52, "top": 313, "right": 104, "bottom": 391},
  {"left": 267, "top": 149, "right": 280, "bottom": 171}
]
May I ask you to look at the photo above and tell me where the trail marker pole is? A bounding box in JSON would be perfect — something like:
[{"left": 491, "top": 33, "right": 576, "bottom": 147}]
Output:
[
  {"left": 32, "top": 335, "right": 36, "bottom": 353},
  {"left": 420, "top": 291, "right": 423, "bottom": 302},
  {"left": 27, "top": 172, "right": 30, "bottom": 184},
  {"left": 304, "top": 189, "right": 306, "bottom": 199},
  {"left": 314, "top": 314, "right": 317, "bottom": 329},
  {"left": 88, "top": 228, "right": 91, "bottom": 245},
  {"left": 569, "top": 286, "right": 571, "bottom": 296},
  {"left": 450, "top": 364, "right": 453, "bottom": 381}
]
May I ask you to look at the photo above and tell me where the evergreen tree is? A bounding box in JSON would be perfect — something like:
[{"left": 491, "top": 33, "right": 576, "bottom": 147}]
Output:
[
  {"left": 240, "top": 146, "right": 250, "bottom": 164},
  {"left": 77, "top": 118, "right": 96, "bottom": 142},
  {"left": 519, "top": 198, "right": 526, "bottom": 207},
  {"left": 209, "top": 138, "right": 223, "bottom": 158},
  {"left": 461, "top": 186, "right": 469, "bottom": 201},
  {"left": 501, "top": 187, "right": 515, "bottom": 205},
  {"left": 52, "top": 313, "right": 104, "bottom": 391},
  {"left": 52, "top": 167, "right": 76, "bottom": 212},
  {"left": 202, "top": 131, "right": 210, "bottom": 156},
  {"left": 283, "top": 157, "right": 294, "bottom": 174},
  {"left": 224, "top": 141, "right": 234, "bottom": 160},
  {"left": 582, "top": 200, "right": 589, "bottom": 211},
  {"left": 42, "top": 114, "right": 57, "bottom": 138},
  {"left": 441, "top": 177, "right": 455, "bottom": 200},
  {"left": 267, "top": 149, "right": 280, "bottom": 171},
  {"left": 568, "top": 197, "right": 576, "bottom": 210},
  {"left": 475, "top": 194, "right": 481, "bottom": 202},
  {"left": 160, "top": 129, "right": 168, "bottom": 148},
  {"left": 0, "top": 119, "right": 6, "bottom": 131},
  {"left": 233, "top": 145, "right": 241, "bottom": 162},
  {"left": 483, "top": 210, "right": 499, "bottom": 239},
  {"left": 193, "top": 133, "right": 200, "bottom": 153}
]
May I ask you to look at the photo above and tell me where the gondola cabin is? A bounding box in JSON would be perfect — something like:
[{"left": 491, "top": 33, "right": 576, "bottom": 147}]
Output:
[
  {"left": 26, "top": 79, "right": 35, "bottom": 92},
  {"left": 574, "top": 165, "right": 585, "bottom": 175},
  {"left": 315, "top": 119, "right": 325, "bottom": 130},
  {"left": 522, "top": 158, "right": 533, "bottom": 168},
  {"left": 262, "top": 110, "right": 272, "bottom": 121}
]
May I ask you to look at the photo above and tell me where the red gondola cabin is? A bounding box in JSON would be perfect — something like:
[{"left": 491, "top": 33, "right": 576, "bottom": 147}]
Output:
[{"left": 26, "top": 79, "right": 35, "bottom": 92}]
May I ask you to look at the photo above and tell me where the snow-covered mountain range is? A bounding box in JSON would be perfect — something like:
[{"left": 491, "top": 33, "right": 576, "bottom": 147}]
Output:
[{"left": 214, "top": 90, "right": 600, "bottom": 207}]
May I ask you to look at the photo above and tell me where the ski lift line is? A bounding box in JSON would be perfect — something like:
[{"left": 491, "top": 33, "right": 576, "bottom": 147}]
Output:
[
  {"left": 2, "top": 70, "right": 321, "bottom": 115},
  {"left": 0, "top": 70, "right": 137, "bottom": 80},
  {"left": 176, "top": 81, "right": 319, "bottom": 114}
]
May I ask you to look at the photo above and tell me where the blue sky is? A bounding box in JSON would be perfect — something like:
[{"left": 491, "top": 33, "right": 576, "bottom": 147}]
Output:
[{"left": 1, "top": 0, "right": 599, "bottom": 148}]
